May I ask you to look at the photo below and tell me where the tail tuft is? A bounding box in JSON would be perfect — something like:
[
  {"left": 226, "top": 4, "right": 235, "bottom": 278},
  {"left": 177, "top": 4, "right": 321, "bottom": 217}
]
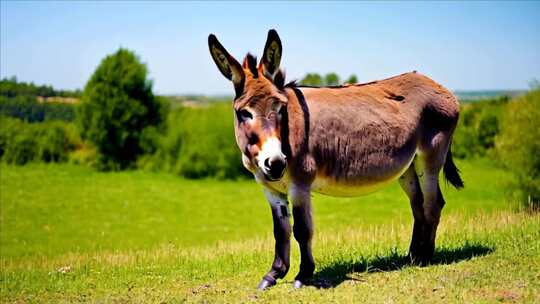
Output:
[{"left": 443, "top": 146, "right": 464, "bottom": 189}]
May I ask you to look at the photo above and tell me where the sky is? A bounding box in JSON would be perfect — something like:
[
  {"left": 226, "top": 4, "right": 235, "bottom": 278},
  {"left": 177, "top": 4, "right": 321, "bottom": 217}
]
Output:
[{"left": 1, "top": 1, "right": 539, "bottom": 95}]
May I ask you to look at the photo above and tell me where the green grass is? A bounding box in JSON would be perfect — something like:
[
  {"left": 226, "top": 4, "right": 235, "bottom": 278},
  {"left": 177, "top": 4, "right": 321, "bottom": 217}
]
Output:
[{"left": 1, "top": 159, "right": 539, "bottom": 303}]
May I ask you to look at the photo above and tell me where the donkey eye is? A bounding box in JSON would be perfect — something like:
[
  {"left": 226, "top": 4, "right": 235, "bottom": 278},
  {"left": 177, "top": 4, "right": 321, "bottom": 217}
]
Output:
[
  {"left": 248, "top": 133, "right": 259, "bottom": 145},
  {"left": 237, "top": 109, "right": 253, "bottom": 122}
]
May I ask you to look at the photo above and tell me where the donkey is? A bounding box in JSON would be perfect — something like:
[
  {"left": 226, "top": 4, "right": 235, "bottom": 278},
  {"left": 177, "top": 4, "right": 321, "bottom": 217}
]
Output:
[{"left": 208, "top": 29, "right": 463, "bottom": 290}]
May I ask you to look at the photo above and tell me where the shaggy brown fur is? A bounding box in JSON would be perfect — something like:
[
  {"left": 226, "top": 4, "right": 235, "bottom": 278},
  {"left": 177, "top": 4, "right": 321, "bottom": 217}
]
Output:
[{"left": 283, "top": 72, "right": 460, "bottom": 187}]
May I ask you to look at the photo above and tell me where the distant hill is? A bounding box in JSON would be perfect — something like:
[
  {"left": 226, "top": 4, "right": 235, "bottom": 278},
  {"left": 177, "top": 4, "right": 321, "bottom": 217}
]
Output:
[{"left": 454, "top": 90, "right": 525, "bottom": 101}]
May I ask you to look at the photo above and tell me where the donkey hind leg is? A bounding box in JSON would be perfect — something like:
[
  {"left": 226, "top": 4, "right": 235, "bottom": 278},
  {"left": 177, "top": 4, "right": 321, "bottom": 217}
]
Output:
[
  {"left": 413, "top": 135, "right": 451, "bottom": 265},
  {"left": 257, "top": 188, "right": 291, "bottom": 290},
  {"left": 290, "top": 183, "right": 315, "bottom": 288},
  {"left": 398, "top": 161, "right": 425, "bottom": 264}
]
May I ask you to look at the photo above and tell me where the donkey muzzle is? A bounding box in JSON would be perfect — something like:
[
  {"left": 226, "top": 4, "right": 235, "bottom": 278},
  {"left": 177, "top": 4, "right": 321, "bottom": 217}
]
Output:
[
  {"left": 257, "top": 137, "right": 286, "bottom": 181},
  {"left": 263, "top": 155, "right": 287, "bottom": 181}
]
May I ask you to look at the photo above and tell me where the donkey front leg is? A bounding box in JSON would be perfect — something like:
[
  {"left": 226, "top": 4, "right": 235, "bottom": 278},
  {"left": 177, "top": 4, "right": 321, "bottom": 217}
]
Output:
[
  {"left": 257, "top": 189, "right": 291, "bottom": 290},
  {"left": 290, "top": 184, "right": 315, "bottom": 288}
]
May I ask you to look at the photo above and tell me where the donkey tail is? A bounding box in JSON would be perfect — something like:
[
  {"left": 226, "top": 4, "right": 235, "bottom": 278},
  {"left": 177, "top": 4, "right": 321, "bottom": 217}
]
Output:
[{"left": 443, "top": 144, "right": 464, "bottom": 189}]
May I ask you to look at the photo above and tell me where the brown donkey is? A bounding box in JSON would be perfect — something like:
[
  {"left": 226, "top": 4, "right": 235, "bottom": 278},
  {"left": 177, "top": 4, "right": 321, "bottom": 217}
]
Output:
[{"left": 208, "top": 29, "right": 463, "bottom": 289}]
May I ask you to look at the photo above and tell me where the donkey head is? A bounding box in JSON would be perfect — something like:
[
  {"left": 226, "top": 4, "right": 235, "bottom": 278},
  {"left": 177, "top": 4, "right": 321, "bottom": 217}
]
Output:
[{"left": 208, "top": 29, "right": 288, "bottom": 181}]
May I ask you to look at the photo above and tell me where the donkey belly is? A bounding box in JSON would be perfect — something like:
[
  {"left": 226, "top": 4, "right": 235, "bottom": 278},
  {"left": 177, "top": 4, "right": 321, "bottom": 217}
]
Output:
[
  {"left": 311, "top": 175, "right": 396, "bottom": 197},
  {"left": 311, "top": 152, "right": 415, "bottom": 197}
]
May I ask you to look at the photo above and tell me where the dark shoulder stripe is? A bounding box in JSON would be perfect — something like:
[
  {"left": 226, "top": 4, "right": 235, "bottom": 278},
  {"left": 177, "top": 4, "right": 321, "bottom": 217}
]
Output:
[{"left": 291, "top": 87, "right": 310, "bottom": 150}]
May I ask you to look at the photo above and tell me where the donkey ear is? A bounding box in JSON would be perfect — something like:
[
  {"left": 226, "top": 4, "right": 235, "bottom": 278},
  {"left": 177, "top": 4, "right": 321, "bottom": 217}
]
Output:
[
  {"left": 208, "top": 34, "right": 245, "bottom": 96},
  {"left": 261, "top": 29, "right": 282, "bottom": 80}
]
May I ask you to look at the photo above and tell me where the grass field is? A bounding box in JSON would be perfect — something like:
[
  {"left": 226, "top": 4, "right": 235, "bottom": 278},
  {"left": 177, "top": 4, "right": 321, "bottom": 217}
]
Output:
[{"left": 1, "top": 159, "right": 539, "bottom": 302}]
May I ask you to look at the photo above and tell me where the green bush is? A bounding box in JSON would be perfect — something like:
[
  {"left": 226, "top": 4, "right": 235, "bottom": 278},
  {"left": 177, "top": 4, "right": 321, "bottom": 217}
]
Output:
[
  {"left": 495, "top": 89, "right": 540, "bottom": 209},
  {"left": 477, "top": 111, "right": 499, "bottom": 149},
  {"left": 77, "top": 48, "right": 165, "bottom": 170},
  {"left": 452, "top": 97, "right": 507, "bottom": 159},
  {"left": 140, "top": 102, "right": 249, "bottom": 179},
  {"left": 0, "top": 117, "right": 80, "bottom": 165}
]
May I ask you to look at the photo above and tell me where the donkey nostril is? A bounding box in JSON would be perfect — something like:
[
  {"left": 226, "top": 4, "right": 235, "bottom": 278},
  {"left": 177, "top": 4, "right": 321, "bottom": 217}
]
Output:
[
  {"left": 264, "top": 158, "right": 271, "bottom": 170},
  {"left": 269, "top": 157, "right": 286, "bottom": 178},
  {"left": 276, "top": 158, "right": 286, "bottom": 170}
]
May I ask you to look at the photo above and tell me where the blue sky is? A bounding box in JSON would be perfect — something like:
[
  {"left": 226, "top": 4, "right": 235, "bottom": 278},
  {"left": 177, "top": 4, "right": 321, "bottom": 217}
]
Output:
[{"left": 1, "top": 1, "right": 539, "bottom": 95}]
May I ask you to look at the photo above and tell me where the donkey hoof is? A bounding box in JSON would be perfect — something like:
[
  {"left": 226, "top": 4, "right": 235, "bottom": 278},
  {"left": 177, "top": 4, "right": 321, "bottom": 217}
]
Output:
[
  {"left": 257, "top": 277, "right": 276, "bottom": 290},
  {"left": 409, "top": 253, "right": 431, "bottom": 266},
  {"left": 293, "top": 280, "right": 304, "bottom": 289}
]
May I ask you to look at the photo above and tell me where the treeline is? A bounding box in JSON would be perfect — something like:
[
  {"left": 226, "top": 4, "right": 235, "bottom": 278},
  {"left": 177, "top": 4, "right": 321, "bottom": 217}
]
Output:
[
  {"left": 0, "top": 77, "right": 78, "bottom": 122},
  {"left": 0, "top": 96, "right": 75, "bottom": 122},
  {"left": 0, "top": 76, "right": 81, "bottom": 98}
]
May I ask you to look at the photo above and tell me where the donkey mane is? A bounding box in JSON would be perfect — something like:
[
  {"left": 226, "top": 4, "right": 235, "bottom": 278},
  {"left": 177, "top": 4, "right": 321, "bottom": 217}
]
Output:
[
  {"left": 284, "top": 80, "right": 348, "bottom": 89},
  {"left": 243, "top": 53, "right": 259, "bottom": 78}
]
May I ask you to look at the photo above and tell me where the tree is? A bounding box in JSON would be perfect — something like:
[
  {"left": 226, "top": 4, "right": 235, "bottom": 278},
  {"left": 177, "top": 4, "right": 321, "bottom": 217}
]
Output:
[
  {"left": 300, "top": 73, "right": 323, "bottom": 86},
  {"left": 324, "top": 73, "right": 340, "bottom": 86},
  {"left": 77, "top": 48, "right": 164, "bottom": 170},
  {"left": 345, "top": 74, "right": 358, "bottom": 84}
]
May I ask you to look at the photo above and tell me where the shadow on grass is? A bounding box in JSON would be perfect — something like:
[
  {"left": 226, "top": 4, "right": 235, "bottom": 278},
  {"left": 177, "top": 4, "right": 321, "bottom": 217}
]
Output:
[{"left": 311, "top": 242, "right": 494, "bottom": 289}]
